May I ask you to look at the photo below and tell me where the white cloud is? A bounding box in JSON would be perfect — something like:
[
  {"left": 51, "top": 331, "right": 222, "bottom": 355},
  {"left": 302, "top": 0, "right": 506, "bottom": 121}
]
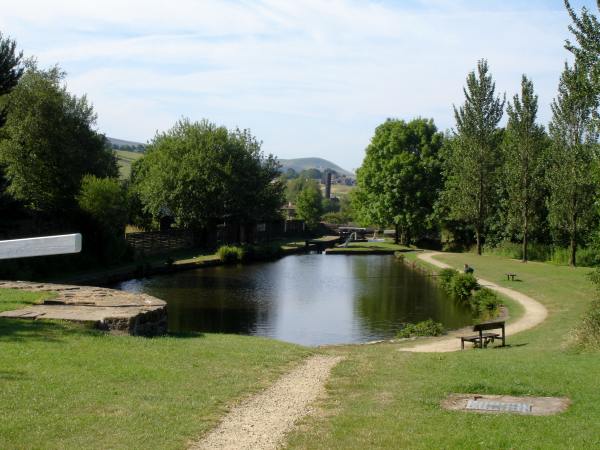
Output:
[{"left": 0, "top": 0, "right": 588, "bottom": 169}]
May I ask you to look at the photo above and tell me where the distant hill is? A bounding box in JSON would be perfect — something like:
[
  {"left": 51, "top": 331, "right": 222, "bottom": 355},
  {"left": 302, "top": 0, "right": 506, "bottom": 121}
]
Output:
[
  {"left": 278, "top": 157, "right": 354, "bottom": 178},
  {"left": 106, "top": 137, "right": 146, "bottom": 152}
]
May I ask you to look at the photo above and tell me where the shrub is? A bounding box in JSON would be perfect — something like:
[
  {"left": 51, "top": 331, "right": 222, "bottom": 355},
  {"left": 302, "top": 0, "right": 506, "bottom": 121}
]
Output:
[
  {"left": 438, "top": 268, "right": 459, "bottom": 291},
  {"left": 573, "top": 299, "right": 600, "bottom": 350},
  {"left": 471, "top": 288, "right": 501, "bottom": 318},
  {"left": 217, "top": 245, "right": 244, "bottom": 263},
  {"left": 397, "top": 319, "right": 445, "bottom": 338},
  {"left": 450, "top": 273, "right": 479, "bottom": 302}
]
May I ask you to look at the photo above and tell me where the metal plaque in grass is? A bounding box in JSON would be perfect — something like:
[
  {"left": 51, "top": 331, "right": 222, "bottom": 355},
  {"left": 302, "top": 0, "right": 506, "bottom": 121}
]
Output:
[{"left": 466, "top": 399, "right": 532, "bottom": 413}]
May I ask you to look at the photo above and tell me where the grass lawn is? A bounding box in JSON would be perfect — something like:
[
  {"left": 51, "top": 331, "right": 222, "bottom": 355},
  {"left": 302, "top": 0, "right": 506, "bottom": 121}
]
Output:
[
  {"left": 286, "top": 253, "right": 600, "bottom": 449},
  {"left": 326, "top": 240, "right": 409, "bottom": 254},
  {"left": 0, "top": 288, "right": 311, "bottom": 450}
]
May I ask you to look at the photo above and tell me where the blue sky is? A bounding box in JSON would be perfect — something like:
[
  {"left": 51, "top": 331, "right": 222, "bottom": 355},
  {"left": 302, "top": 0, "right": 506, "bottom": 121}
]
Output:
[{"left": 0, "top": 0, "right": 596, "bottom": 172}]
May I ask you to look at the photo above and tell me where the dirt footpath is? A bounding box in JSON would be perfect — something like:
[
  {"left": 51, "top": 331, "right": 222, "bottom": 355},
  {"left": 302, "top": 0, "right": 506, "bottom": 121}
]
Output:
[
  {"left": 399, "top": 252, "right": 548, "bottom": 353},
  {"left": 191, "top": 355, "right": 343, "bottom": 450}
]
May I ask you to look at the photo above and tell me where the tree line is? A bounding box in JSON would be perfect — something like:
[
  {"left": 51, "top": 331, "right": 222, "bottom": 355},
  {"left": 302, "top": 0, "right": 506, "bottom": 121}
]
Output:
[
  {"left": 354, "top": 1, "right": 600, "bottom": 267},
  {"left": 0, "top": 36, "right": 284, "bottom": 276}
]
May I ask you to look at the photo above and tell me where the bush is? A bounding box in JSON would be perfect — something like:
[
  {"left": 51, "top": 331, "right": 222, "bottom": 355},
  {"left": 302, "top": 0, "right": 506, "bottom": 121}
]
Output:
[
  {"left": 471, "top": 288, "right": 501, "bottom": 318},
  {"left": 438, "top": 268, "right": 459, "bottom": 291},
  {"left": 450, "top": 273, "right": 479, "bottom": 302},
  {"left": 573, "top": 268, "right": 600, "bottom": 349},
  {"left": 397, "top": 319, "right": 445, "bottom": 338},
  {"left": 217, "top": 245, "right": 244, "bottom": 263}
]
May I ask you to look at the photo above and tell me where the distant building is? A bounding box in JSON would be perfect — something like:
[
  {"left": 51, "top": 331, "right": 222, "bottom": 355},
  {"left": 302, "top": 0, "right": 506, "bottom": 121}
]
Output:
[{"left": 281, "top": 202, "right": 297, "bottom": 220}]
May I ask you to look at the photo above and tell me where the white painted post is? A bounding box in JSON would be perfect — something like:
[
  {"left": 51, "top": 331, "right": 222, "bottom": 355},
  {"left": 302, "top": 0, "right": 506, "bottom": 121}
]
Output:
[{"left": 0, "top": 234, "right": 82, "bottom": 260}]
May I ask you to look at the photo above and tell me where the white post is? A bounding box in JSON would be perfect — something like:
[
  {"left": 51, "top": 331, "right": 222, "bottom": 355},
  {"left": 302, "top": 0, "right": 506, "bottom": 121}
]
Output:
[{"left": 0, "top": 234, "right": 82, "bottom": 260}]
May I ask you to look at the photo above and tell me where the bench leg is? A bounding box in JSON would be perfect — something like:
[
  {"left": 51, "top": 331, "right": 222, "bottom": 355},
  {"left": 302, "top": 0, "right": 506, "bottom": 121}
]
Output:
[{"left": 461, "top": 339, "right": 464, "bottom": 350}]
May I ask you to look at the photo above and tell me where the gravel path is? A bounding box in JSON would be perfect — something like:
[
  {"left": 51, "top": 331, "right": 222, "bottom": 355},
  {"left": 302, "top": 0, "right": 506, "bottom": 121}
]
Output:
[
  {"left": 191, "top": 355, "right": 343, "bottom": 450},
  {"left": 400, "top": 252, "right": 548, "bottom": 353}
]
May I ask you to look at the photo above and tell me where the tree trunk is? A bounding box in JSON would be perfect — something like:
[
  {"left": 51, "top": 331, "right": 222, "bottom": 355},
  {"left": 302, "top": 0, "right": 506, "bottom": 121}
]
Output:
[
  {"left": 475, "top": 227, "right": 482, "bottom": 255},
  {"left": 394, "top": 223, "right": 399, "bottom": 245},
  {"left": 569, "top": 220, "right": 577, "bottom": 267},
  {"left": 522, "top": 216, "right": 528, "bottom": 263}
]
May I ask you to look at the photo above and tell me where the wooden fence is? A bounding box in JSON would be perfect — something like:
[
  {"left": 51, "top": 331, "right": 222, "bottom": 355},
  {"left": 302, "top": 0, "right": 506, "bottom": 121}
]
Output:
[{"left": 125, "top": 230, "right": 194, "bottom": 257}]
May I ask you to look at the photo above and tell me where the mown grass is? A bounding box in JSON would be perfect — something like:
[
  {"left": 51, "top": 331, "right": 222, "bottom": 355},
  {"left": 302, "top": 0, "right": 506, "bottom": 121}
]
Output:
[
  {"left": 0, "top": 288, "right": 311, "bottom": 450},
  {"left": 0, "top": 288, "right": 56, "bottom": 312},
  {"left": 286, "top": 253, "right": 600, "bottom": 449},
  {"left": 327, "top": 240, "right": 409, "bottom": 254}
]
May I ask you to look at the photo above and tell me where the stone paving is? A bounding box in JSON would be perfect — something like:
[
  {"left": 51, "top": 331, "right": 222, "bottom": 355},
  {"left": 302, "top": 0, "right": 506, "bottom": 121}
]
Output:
[{"left": 0, "top": 280, "right": 167, "bottom": 336}]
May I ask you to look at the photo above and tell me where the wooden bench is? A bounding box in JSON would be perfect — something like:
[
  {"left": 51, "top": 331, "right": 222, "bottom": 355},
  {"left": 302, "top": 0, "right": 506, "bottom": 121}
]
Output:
[
  {"left": 460, "top": 321, "right": 505, "bottom": 349},
  {"left": 506, "top": 273, "right": 517, "bottom": 281}
]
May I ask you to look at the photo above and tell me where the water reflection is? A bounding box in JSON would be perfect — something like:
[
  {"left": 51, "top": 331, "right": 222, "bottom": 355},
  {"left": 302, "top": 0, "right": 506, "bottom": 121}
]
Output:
[{"left": 116, "top": 254, "right": 473, "bottom": 346}]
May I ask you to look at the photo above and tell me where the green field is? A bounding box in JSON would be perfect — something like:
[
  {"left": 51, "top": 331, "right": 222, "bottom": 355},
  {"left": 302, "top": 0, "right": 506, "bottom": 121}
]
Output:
[{"left": 114, "top": 149, "right": 143, "bottom": 179}]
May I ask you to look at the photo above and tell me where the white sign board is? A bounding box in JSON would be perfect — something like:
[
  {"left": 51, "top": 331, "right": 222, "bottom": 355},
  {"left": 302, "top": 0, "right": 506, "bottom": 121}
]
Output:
[{"left": 0, "top": 233, "right": 82, "bottom": 260}]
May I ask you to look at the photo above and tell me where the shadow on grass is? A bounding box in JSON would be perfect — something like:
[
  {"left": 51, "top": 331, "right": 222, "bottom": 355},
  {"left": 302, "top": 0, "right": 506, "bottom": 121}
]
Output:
[
  {"left": 0, "top": 318, "right": 97, "bottom": 343},
  {"left": 166, "top": 330, "right": 206, "bottom": 339}
]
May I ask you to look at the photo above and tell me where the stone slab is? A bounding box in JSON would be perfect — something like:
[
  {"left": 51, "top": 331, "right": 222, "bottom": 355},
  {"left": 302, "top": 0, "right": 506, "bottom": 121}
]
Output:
[
  {"left": 442, "top": 394, "right": 570, "bottom": 416},
  {"left": 0, "top": 280, "right": 167, "bottom": 336}
]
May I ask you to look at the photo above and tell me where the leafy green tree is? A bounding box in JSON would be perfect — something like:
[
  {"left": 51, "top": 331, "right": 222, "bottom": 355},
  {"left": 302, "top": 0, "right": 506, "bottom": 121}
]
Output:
[
  {"left": 295, "top": 184, "right": 323, "bottom": 229},
  {"left": 441, "top": 59, "right": 505, "bottom": 254},
  {"left": 0, "top": 64, "right": 117, "bottom": 211},
  {"left": 78, "top": 175, "right": 129, "bottom": 235},
  {"left": 78, "top": 175, "right": 129, "bottom": 262},
  {"left": 285, "top": 177, "right": 318, "bottom": 202},
  {"left": 547, "top": 63, "right": 599, "bottom": 266},
  {"left": 565, "top": 1, "right": 600, "bottom": 96},
  {"left": 134, "top": 119, "right": 283, "bottom": 229},
  {"left": 355, "top": 118, "right": 443, "bottom": 244},
  {"left": 0, "top": 31, "right": 24, "bottom": 209},
  {"left": 502, "top": 75, "right": 548, "bottom": 262},
  {"left": 0, "top": 31, "right": 23, "bottom": 114}
]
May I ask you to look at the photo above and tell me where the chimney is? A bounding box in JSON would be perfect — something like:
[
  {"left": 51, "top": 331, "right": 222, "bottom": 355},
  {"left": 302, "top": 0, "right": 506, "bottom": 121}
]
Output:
[{"left": 325, "top": 172, "right": 332, "bottom": 199}]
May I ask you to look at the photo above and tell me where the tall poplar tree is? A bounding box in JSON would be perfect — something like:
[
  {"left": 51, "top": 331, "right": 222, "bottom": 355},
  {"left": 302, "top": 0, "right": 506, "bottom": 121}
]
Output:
[
  {"left": 441, "top": 59, "right": 505, "bottom": 255},
  {"left": 502, "top": 75, "right": 547, "bottom": 262},
  {"left": 565, "top": 1, "right": 600, "bottom": 95},
  {"left": 547, "top": 63, "right": 599, "bottom": 267}
]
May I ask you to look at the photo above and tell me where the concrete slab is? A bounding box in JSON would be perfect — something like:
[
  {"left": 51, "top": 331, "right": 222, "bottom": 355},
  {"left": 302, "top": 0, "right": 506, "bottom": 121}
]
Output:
[{"left": 442, "top": 394, "right": 570, "bottom": 416}]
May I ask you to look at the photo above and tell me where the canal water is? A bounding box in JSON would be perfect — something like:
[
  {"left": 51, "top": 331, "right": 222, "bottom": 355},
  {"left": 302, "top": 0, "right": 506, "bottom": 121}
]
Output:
[{"left": 116, "top": 254, "right": 473, "bottom": 346}]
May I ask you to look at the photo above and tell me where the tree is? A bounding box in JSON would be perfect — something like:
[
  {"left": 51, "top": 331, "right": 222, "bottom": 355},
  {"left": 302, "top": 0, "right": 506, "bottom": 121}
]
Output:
[
  {"left": 0, "top": 31, "right": 23, "bottom": 114},
  {"left": 295, "top": 184, "right": 323, "bottom": 229},
  {"left": 285, "top": 176, "right": 317, "bottom": 202},
  {"left": 355, "top": 118, "right": 443, "bottom": 244},
  {"left": 0, "top": 31, "right": 24, "bottom": 209},
  {"left": 0, "top": 64, "right": 117, "bottom": 211},
  {"left": 502, "top": 75, "right": 548, "bottom": 262},
  {"left": 441, "top": 59, "right": 505, "bottom": 255},
  {"left": 547, "top": 63, "right": 599, "bottom": 266},
  {"left": 78, "top": 175, "right": 129, "bottom": 261},
  {"left": 134, "top": 119, "right": 283, "bottom": 229},
  {"left": 564, "top": 1, "right": 600, "bottom": 96}
]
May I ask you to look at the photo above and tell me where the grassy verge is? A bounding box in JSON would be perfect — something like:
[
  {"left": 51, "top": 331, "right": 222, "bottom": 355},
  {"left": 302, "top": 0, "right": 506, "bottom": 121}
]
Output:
[
  {"left": 326, "top": 240, "right": 409, "bottom": 254},
  {"left": 286, "top": 253, "right": 600, "bottom": 449},
  {"left": 0, "top": 288, "right": 311, "bottom": 450}
]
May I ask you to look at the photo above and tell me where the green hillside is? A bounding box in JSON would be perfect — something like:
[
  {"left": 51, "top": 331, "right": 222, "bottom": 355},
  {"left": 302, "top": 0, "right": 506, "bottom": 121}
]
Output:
[{"left": 115, "top": 149, "right": 143, "bottom": 179}]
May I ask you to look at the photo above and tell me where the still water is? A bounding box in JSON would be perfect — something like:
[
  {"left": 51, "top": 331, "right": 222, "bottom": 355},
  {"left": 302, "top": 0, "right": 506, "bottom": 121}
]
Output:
[{"left": 116, "top": 254, "right": 473, "bottom": 346}]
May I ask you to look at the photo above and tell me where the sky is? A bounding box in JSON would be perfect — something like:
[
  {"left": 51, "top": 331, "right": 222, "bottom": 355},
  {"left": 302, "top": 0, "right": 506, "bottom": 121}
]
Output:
[{"left": 0, "top": 0, "right": 597, "bottom": 172}]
